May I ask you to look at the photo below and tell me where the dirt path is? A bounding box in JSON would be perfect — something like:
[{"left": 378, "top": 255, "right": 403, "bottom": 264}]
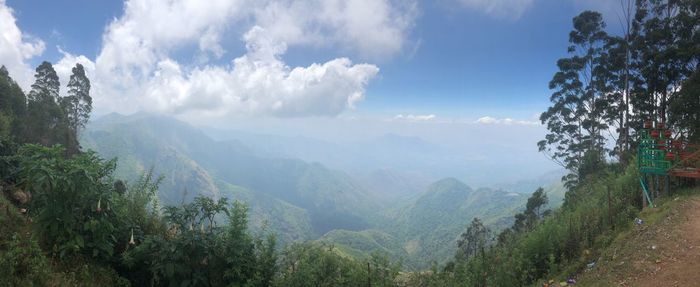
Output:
[{"left": 634, "top": 197, "right": 700, "bottom": 287}]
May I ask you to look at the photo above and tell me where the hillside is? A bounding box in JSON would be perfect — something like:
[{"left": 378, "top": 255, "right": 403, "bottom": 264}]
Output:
[
  {"left": 389, "top": 178, "right": 527, "bottom": 268},
  {"left": 80, "top": 114, "right": 561, "bottom": 268},
  {"left": 576, "top": 189, "right": 700, "bottom": 286},
  {"left": 318, "top": 178, "right": 532, "bottom": 269},
  {"left": 81, "top": 113, "right": 379, "bottom": 243},
  {"left": 318, "top": 229, "right": 408, "bottom": 260}
]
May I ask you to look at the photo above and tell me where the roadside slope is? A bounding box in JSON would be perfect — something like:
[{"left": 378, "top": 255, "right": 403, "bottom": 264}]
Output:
[{"left": 578, "top": 189, "right": 700, "bottom": 286}]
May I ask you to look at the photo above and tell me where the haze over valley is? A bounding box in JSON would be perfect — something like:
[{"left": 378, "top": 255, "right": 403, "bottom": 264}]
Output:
[
  {"left": 1, "top": 0, "right": 697, "bottom": 285},
  {"left": 80, "top": 112, "right": 565, "bottom": 268}
]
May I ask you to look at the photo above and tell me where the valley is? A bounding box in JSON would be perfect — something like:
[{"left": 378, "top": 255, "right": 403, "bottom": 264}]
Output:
[{"left": 81, "top": 112, "right": 565, "bottom": 268}]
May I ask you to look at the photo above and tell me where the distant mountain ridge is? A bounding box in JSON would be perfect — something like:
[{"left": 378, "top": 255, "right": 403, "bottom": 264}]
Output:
[
  {"left": 314, "top": 178, "right": 532, "bottom": 269},
  {"left": 81, "top": 113, "right": 379, "bottom": 243},
  {"left": 81, "top": 113, "right": 564, "bottom": 268}
]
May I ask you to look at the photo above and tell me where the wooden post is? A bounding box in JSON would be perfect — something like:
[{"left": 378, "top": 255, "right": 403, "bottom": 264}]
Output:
[
  {"left": 645, "top": 175, "right": 656, "bottom": 207},
  {"left": 367, "top": 262, "right": 371, "bottom": 287},
  {"left": 641, "top": 176, "right": 646, "bottom": 208},
  {"left": 607, "top": 185, "right": 613, "bottom": 230}
]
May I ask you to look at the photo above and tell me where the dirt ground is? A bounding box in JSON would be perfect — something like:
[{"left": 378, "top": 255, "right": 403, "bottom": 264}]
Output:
[
  {"left": 632, "top": 197, "right": 700, "bottom": 287},
  {"left": 580, "top": 196, "right": 700, "bottom": 286}
]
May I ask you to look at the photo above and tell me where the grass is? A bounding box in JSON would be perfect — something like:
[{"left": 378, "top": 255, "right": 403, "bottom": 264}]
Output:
[{"left": 573, "top": 186, "right": 700, "bottom": 286}]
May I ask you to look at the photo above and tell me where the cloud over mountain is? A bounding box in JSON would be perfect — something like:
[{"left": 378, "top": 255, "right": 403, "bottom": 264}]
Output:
[{"left": 2, "top": 0, "right": 417, "bottom": 118}]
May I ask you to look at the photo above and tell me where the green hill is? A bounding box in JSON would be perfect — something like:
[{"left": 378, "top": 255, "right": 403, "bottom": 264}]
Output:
[
  {"left": 388, "top": 178, "right": 527, "bottom": 268},
  {"left": 317, "top": 178, "right": 533, "bottom": 270},
  {"left": 81, "top": 113, "right": 378, "bottom": 243},
  {"left": 318, "top": 229, "right": 408, "bottom": 260},
  {"left": 81, "top": 113, "right": 563, "bottom": 267}
]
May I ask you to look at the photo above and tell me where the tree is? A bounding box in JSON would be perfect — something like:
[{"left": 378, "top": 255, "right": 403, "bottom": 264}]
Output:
[
  {"left": 539, "top": 11, "right": 610, "bottom": 188},
  {"left": 456, "top": 217, "right": 490, "bottom": 260},
  {"left": 630, "top": 0, "right": 697, "bottom": 128},
  {"left": 513, "top": 187, "right": 549, "bottom": 232},
  {"left": 600, "top": 0, "right": 638, "bottom": 162},
  {"left": 62, "top": 64, "right": 92, "bottom": 133},
  {"left": 665, "top": 0, "right": 700, "bottom": 140},
  {"left": 60, "top": 63, "right": 92, "bottom": 154},
  {"left": 27, "top": 61, "right": 60, "bottom": 103},
  {"left": 0, "top": 66, "right": 26, "bottom": 138},
  {"left": 668, "top": 69, "right": 700, "bottom": 141},
  {"left": 24, "top": 61, "right": 63, "bottom": 146}
]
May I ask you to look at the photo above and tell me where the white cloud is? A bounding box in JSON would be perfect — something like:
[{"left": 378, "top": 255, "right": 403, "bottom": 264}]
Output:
[
  {"left": 139, "top": 28, "right": 379, "bottom": 117},
  {"left": 252, "top": 0, "right": 416, "bottom": 60},
  {"left": 1, "top": 0, "right": 415, "bottom": 118},
  {"left": 0, "top": 0, "right": 45, "bottom": 90},
  {"left": 65, "top": 0, "right": 415, "bottom": 118},
  {"left": 456, "top": 0, "right": 534, "bottom": 19},
  {"left": 393, "top": 114, "right": 436, "bottom": 122},
  {"left": 476, "top": 116, "right": 539, "bottom": 125}
]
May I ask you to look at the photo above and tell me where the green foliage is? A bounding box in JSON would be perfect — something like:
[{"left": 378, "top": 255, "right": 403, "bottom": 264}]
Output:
[
  {"left": 510, "top": 187, "right": 549, "bottom": 234},
  {"left": 0, "top": 195, "right": 51, "bottom": 286},
  {"left": 275, "top": 242, "right": 400, "bottom": 287},
  {"left": 387, "top": 178, "right": 526, "bottom": 269},
  {"left": 123, "top": 196, "right": 277, "bottom": 287},
  {"left": 456, "top": 218, "right": 490, "bottom": 261},
  {"left": 0, "top": 66, "right": 26, "bottom": 138},
  {"left": 0, "top": 234, "right": 51, "bottom": 286},
  {"left": 419, "top": 162, "right": 642, "bottom": 286},
  {"left": 64, "top": 63, "right": 92, "bottom": 131},
  {"left": 539, "top": 11, "right": 610, "bottom": 188},
  {"left": 0, "top": 61, "right": 91, "bottom": 153},
  {"left": 318, "top": 229, "right": 407, "bottom": 262},
  {"left": 81, "top": 113, "right": 378, "bottom": 243},
  {"left": 2, "top": 61, "right": 292, "bottom": 287},
  {"left": 60, "top": 63, "right": 92, "bottom": 155},
  {"left": 24, "top": 61, "right": 66, "bottom": 147},
  {"left": 15, "top": 144, "right": 120, "bottom": 260},
  {"left": 668, "top": 68, "right": 700, "bottom": 141},
  {"left": 541, "top": 1, "right": 699, "bottom": 188}
]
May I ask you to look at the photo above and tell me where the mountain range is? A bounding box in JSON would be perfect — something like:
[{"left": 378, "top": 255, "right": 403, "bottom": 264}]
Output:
[{"left": 80, "top": 113, "right": 564, "bottom": 268}]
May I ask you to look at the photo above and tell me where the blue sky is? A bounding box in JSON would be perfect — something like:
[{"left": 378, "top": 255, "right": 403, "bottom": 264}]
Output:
[
  {"left": 0, "top": 0, "right": 629, "bottom": 181},
  {"left": 3, "top": 0, "right": 626, "bottom": 121}
]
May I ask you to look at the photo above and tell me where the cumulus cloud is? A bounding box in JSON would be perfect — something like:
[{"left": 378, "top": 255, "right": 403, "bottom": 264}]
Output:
[
  {"left": 253, "top": 0, "right": 417, "bottom": 60},
  {"left": 1, "top": 0, "right": 415, "bottom": 118},
  {"left": 63, "top": 0, "right": 415, "bottom": 117},
  {"left": 0, "top": 0, "right": 45, "bottom": 89},
  {"left": 393, "top": 114, "right": 437, "bottom": 122},
  {"left": 456, "top": 0, "right": 534, "bottom": 19},
  {"left": 475, "top": 116, "right": 538, "bottom": 125},
  {"left": 138, "top": 27, "right": 379, "bottom": 117}
]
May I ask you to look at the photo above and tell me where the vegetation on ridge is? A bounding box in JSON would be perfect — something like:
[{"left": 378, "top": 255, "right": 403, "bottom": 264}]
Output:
[{"left": 0, "top": 0, "right": 698, "bottom": 286}]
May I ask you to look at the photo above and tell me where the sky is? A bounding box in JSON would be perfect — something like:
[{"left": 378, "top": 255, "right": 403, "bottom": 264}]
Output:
[{"left": 0, "top": 0, "right": 631, "bottom": 183}]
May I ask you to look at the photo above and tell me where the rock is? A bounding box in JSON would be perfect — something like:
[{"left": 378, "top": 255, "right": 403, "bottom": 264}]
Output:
[{"left": 12, "top": 189, "right": 31, "bottom": 204}]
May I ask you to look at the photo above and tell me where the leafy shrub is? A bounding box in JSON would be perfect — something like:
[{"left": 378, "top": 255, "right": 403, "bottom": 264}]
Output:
[
  {"left": 124, "top": 196, "right": 277, "bottom": 287},
  {"left": 14, "top": 145, "right": 121, "bottom": 260}
]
